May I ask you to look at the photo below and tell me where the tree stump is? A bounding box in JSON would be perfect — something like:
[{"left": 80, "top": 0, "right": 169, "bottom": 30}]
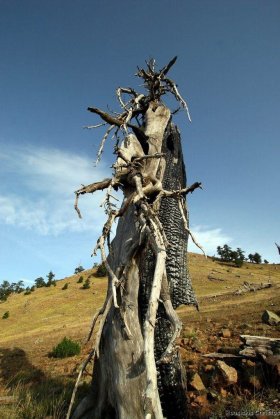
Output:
[{"left": 70, "top": 58, "right": 200, "bottom": 419}]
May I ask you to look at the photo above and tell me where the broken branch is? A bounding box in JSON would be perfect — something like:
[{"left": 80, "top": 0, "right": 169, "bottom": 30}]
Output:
[
  {"left": 178, "top": 198, "right": 206, "bottom": 257},
  {"left": 95, "top": 125, "right": 115, "bottom": 165},
  {"left": 74, "top": 178, "right": 112, "bottom": 218}
]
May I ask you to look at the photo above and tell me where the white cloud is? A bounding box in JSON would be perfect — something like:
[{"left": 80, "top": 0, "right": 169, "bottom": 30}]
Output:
[
  {"left": 0, "top": 145, "right": 115, "bottom": 235},
  {"left": 0, "top": 145, "right": 232, "bottom": 251},
  {"left": 188, "top": 225, "right": 232, "bottom": 256}
]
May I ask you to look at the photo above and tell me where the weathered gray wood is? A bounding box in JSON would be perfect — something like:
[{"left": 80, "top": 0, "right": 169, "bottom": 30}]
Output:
[
  {"left": 239, "top": 335, "right": 280, "bottom": 358},
  {"left": 72, "top": 206, "right": 145, "bottom": 419},
  {"left": 71, "top": 60, "right": 197, "bottom": 419},
  {"left": 203, "top": 353, "right": 241, "bottom": 359},
  {"left": 235, "top": 281, "right": 272, "bottom": 295}
]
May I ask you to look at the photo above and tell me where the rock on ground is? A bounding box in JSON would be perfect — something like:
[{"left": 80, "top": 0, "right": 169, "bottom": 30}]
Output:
[
  {"left": 189, "top": 372, "right": 206, "bottom": 391},
  {"left": 216, "top": 360, "right": 238, "bottom": 385},
  {"left": 262, "top": 310, "right": 280, "bottom": 326}
]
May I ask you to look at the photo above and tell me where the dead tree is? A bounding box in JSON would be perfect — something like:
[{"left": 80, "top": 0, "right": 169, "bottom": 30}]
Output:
[{"left": 70, "top": 58, "right": 202, "bottom": 419}]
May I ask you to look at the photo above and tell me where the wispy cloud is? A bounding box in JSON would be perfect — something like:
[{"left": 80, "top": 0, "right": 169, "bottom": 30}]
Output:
[
  {"left": 0, "top": 145, "right": 112, "bottom": 235},
  {"left": 188, "top": 225, "right": 232, "bottom": 256},
  {"left": 0, "top": 145, "right": 232, "bottom": 255}
]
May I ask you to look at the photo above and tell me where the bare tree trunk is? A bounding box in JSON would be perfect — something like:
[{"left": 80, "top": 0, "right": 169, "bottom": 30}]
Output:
[{"left": 71, "top": 58, "right": 200, "bottom": 419}]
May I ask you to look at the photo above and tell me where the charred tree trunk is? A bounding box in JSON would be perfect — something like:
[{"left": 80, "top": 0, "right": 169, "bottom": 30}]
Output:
[
  {"left": 139, "top": 122, "right": 197, "bottom": 419},
  {"left": 70, "top": 58, "right": 201, "bottom": 419}
]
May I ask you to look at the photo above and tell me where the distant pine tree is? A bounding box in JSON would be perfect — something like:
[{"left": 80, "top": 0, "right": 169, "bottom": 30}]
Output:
[
  {"left": 74, "top": 265, "right": 85, "bottom": 274},
  {"left": 46, "top": 271, "right": 56, "bottom": 287},
  {"left": 35, "top": 277, "right": 46, "bottom": 288}
]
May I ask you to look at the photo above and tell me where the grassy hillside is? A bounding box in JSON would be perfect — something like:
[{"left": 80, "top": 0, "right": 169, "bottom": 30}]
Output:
[{"left": 0, "top": 253, "right": 279, "bottom": 417}]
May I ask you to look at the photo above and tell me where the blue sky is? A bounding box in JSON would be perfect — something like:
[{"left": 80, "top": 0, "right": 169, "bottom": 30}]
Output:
[{"left": 0, "top": 0, "right": 279, "bottom": 285}]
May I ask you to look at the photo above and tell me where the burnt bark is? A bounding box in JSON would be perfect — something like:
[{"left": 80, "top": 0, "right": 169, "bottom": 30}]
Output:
[{"left": 139, "top": 122, "right": 197, "bottom": 419}]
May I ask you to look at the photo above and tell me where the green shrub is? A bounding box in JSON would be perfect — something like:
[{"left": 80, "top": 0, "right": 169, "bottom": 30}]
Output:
[
  {"left": 2, "top": 311, "right": 9, "bottom": 319},
  {"left": 81, "top": 278, "right": 90, "bottom": 289},
  {"left": 24, "top": 287, "right": 32, "bottom": 295},
  {"left": 51, "top": 337, "right": 81, "bottom": 358},
  {"left": 95, "top": 262, "right": 107, "bottom": 277},
  {"left": 77, "top": 276, "right": 83, "bottom": 284},
  {"left": 234, "top": 258, "right": 243, "bottom": 268},
  {"left": 62, "top": 283, "right": 69, "bottom": 290}
]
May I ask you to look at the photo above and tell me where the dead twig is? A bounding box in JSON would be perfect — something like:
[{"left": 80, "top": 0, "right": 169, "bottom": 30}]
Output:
[
  {"left": 95, "top": 125, "right": 115, "bottom": 165},
  {"left": 86, "top": 306, "right": 104, "bottom": 343},
  {"left": 94, "top": 212, "right": 119, "bottom": 308},
  {"left": 74, "top": 178, "right": 112, "bottom": 218},
  {"left": 83, "top": 122, "right": 106, "bottom": 129},
  {"left": 178, "top": 198, "right": 206, "bottom": 257},
  {"left": 166, "top": 78, "right": 192, "bottom": 122},
  {"left": 66, "top": 348, "right": 96, "bottom": 419},
  {"left": 116, "top": 87, "right": 138, "bottom": 110}
]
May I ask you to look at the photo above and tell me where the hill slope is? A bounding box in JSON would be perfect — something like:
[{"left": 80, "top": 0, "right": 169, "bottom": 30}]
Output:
[
  {"left": 0, "top": 254, "right": 279, "bottom": 417},
  {"left": 1, "top": 254, "right": 280, "bottom": 367}
]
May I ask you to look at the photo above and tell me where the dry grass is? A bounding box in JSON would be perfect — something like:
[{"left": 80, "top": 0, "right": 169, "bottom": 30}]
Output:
[
  {"left": 0, "top": 254, "right": 279, "bottom": 417},
  {"left": 1, "top": 255, "right": 279, "bottom": 361},
  {"left": 0, "top": 269, "right": 106, "bottom": 342}
]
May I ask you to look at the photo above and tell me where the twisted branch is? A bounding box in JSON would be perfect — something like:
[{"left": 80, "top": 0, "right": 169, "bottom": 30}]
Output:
[
  {"left": 70, "top": 58, "right": 200, "bottom": 417},
  {"left": 74, "top": 178, "right": 112, "bottom": 218}
]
